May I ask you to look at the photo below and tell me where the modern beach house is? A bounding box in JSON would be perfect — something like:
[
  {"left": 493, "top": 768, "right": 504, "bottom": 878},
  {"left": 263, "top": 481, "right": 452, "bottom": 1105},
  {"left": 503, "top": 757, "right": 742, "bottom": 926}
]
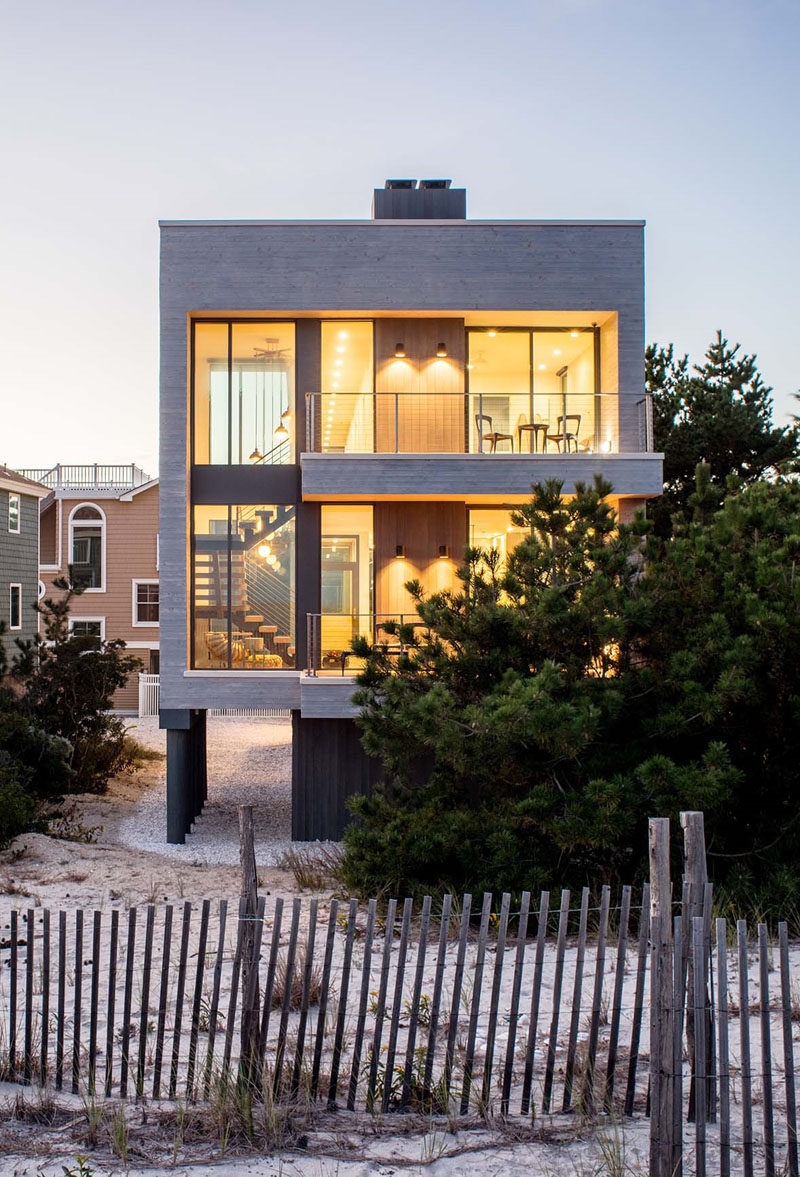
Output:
[{"left": 159, "top": 179, "right": 662, "bottom": 843}]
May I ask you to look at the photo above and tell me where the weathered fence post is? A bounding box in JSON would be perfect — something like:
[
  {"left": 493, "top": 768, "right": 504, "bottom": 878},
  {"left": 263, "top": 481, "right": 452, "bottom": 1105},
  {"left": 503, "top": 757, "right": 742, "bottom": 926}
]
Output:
[
  {"left": 681, "top": 810, "right": 714, "bottom": 1122},
  {"left": 239, "top": 804, "right": 260, "bottom": 1083},
  {"left": 649, "top": 817, "right": 674, "bottom": 1177}
]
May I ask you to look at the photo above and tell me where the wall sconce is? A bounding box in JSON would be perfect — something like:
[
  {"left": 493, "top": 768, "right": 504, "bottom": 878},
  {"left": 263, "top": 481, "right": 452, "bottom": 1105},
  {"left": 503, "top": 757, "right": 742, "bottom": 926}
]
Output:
[
  {"left": 395, "top": 544, "right": 406, "bottom": 558},
  {"left": 436, "top": 342, "right": 448, "bottom": 358},
  {"left": 438, "top": 544, "right": 450, "bottom": 559},
  {"left": 394, "top": 343, "right": 406, "bottom": 358}
]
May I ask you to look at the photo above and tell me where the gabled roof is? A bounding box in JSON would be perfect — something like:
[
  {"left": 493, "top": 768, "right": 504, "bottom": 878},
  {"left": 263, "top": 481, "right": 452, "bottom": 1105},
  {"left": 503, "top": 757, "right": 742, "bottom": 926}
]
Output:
[
  {"left": 118, "top": 477, "right": 159, "bottom": 501},
  {"left": 0, "top": 465, "right": 49, "bottom": 499}
]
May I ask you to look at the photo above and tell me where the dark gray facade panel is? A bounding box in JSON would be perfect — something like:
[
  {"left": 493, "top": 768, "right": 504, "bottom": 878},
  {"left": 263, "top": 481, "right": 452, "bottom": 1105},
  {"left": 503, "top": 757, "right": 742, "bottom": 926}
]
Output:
[
  {"left": 191, "top": 465, "right": 300, "bottom": 505},
  {"left": 291, "top": 713, "right": 382, "bottom": 841}
]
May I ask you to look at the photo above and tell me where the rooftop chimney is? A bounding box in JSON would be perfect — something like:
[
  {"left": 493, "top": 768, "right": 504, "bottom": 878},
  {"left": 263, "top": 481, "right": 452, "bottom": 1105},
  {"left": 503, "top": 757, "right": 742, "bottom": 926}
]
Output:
[{"left": 372, "top": 178, "right": 466, "bottom": 219}]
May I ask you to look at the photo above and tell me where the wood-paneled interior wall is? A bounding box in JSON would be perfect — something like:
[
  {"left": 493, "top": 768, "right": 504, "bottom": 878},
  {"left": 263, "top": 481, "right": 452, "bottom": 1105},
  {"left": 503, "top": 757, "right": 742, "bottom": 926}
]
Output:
[
  {"left": 375, "top": 319, "right": 465, "bottom": 452},
  {"left": 374, "top": 501, "right": 467, "bottom": 616}
]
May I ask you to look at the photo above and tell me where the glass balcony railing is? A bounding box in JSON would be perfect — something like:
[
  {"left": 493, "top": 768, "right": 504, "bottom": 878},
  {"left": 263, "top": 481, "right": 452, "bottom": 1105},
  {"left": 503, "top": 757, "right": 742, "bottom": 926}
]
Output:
[
  {"left": 305, "top": 392, "right": 653, "bottom": 455},
  {"left": 306, "top": 612, "right": 425, "bottom": 675}
]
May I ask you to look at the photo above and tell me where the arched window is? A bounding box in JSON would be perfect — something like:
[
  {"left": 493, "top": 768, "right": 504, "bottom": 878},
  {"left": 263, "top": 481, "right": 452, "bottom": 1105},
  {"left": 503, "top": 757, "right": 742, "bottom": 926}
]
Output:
[{"left": 68, "top": 503, "right": 106, "bottom": 591}]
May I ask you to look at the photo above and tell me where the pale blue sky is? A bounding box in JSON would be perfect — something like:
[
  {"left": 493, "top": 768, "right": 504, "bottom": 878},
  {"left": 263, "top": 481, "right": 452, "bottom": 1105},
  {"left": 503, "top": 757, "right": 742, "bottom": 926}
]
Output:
[{"left": 1, "top": 0, "right": 797, "bottom": 476}]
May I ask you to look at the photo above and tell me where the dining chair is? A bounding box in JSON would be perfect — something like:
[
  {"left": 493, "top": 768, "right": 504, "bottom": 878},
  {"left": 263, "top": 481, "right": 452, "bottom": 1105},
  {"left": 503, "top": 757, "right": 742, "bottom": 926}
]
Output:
[{"left": 475, "top": 413, "right": 514, "bottom": 452}]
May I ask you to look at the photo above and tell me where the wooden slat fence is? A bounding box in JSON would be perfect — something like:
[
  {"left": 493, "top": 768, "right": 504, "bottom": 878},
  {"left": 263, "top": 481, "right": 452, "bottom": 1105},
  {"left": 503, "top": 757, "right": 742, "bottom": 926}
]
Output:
[{"left": 0, "top": 886, "right": 798, "bottom": 1177}]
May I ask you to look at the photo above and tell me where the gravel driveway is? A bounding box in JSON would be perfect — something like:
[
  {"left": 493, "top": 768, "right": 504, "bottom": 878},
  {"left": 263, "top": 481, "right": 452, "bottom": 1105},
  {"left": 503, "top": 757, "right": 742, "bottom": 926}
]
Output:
[{"left": 119, "top": 715, "right": 298, "bottom": 865}]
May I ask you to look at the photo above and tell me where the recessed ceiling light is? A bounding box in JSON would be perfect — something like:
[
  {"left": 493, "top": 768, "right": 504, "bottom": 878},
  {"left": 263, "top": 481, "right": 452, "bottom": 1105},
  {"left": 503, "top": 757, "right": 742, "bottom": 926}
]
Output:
[
  {"left": 553, "top": 349, "right": 561, "bottom": 356},
  {"left": 334, "top": 359, "right": 342, "bottom": 367},
  {"left": 336, "top": 345, "right": 345, "bottom": 353},
  {"left": 570, "top": 330, "right": 580, "bottom": 338},
  {"left": 487, "top": 329, "right": 497, "bottom": 337},
  {"left": 338, "top": 330, "right": 348, "bottom": 339},
  {"left": 538, "top": 363, "right": 546, "bottom": 370},
  {"left": 332, "top": 381, "right": 339, "bottom": 389}
]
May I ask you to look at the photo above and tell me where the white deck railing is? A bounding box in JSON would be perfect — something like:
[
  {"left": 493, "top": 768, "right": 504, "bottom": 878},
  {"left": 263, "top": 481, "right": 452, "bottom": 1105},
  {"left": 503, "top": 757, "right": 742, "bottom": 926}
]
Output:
[{"left": 137, "top": 674, "right": 289, "bottom": 719}]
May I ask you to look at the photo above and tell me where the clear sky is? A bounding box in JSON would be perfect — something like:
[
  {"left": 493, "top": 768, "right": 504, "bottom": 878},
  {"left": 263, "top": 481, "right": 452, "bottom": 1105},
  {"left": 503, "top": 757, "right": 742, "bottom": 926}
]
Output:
[{"left": 1, "top": 0, "right": 798, "bottom": 477}]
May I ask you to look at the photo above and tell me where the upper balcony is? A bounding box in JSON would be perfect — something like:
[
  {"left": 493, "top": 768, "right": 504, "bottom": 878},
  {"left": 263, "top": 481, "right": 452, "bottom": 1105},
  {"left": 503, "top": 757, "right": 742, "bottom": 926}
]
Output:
[{"left": 300, "top": 390, "right": 661, "bottom": 500}]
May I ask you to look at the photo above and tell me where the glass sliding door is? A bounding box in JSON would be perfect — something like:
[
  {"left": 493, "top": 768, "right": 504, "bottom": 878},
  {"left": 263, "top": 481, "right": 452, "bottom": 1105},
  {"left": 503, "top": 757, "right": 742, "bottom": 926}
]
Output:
[
  {"left": 467, "top": 330, "right": 532, "bottom": 452},
  {"left": 320, "top": 505, "right": 374, "bottom": 671},
  {"left": 532, "top": 329, "right": 598, "bottom": 452}
]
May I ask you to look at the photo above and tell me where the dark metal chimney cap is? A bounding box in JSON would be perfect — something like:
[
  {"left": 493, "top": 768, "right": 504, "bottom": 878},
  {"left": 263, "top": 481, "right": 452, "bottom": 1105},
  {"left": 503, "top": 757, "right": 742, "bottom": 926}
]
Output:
[
  {"left": 419, "top": 179, "right": 452, "bottom": 189},
  {"left": 385, "top": 179, "right": 417, "bottom": 189}
]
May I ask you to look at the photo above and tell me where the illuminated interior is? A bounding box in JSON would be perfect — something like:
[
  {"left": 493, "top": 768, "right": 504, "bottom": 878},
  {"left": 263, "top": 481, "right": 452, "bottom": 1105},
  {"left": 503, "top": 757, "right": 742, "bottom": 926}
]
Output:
[
  {"left": 467, "top": 328, "right": 600, "bottom": 452},
  {"left": 319, "top": 322, "right": 374, "bottom": 452},
  {"left": 469, "top": 508, "right": 528, "bottom": 561},
  {"left": 319, "top": 504, "right": 374, "bottom": 669},
  {"left": 192, "top": 504, "right": 296, "bottom": 668},
  {"left": 193, "top": 322, "right": 295, "bottom": 464}
]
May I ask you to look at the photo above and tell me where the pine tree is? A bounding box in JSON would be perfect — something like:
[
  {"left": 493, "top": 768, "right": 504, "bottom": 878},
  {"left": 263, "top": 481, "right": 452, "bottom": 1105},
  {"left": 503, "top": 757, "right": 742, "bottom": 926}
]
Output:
[{"left": 647, "top": 331, "right": 798, "bottom": 529}]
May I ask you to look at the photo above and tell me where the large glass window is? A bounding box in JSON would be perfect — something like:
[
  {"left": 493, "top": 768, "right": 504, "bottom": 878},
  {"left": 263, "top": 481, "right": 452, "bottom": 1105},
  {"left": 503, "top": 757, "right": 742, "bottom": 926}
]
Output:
[
  {"left": 467, "top": 328, "right": 601, "bottom": 453},
  {"left": 192, "top": 504, "right": 295, "bottom": 669},
  {"left": 193, "top": 322, "right": 295, "bottom": 465},
  {"left": 317, "top": 322, "right": 374, "bottom": 452},
  {"left": 469, "top": 508, "right": 528, "bottom": 563},
  {"left": 319, "top": 505, "right": 373, "bottom": 670},
  {"left": 69, "top": 504, "right": 105, "bottom": 590}
]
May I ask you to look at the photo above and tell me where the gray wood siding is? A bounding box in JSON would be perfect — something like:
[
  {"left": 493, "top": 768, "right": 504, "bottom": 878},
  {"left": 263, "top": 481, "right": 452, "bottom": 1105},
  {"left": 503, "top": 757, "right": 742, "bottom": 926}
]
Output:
[
  {"left": 301, "top": 453, "right": 665, "bottom": 500},
  {"left": 0, "top": 490, "right": 39, "bottom": 655}
]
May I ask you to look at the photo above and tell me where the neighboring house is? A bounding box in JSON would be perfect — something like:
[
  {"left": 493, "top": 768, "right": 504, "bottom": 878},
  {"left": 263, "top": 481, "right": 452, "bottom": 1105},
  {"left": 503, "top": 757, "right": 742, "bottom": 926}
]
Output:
[
  {"left": 0, "top": 466, "right": 48, "bottom": 659},
  {"left": 159, "top": 178, "right": 663, "bottom": 844},
  {"left": 16, "top": 464, "right": 160, "bottom": 712}
]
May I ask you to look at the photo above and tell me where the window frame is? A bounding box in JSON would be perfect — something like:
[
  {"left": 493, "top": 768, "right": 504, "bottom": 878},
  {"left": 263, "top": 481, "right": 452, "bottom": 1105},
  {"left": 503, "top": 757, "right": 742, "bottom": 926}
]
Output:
[
  {"left": 68, "top": 502, "right": 106, "bottom": 593},
  {"left": 8, "top": 494, "right": 20, "bottom": 533},
  {"left": 132, "top": 578, "right": 160, "bottom": 627},
  {"left": 9, "top": 583, "right": 22, "bottom": 629},
  {"left": 68, "top": 617, "right": 106, "bottom": 639}
]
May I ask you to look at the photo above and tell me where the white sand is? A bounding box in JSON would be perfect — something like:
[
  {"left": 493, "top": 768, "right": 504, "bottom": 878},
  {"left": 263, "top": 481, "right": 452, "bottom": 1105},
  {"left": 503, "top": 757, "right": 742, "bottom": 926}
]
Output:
[{"left": 119, "top": 716, "right": 299, "bottom": 865}]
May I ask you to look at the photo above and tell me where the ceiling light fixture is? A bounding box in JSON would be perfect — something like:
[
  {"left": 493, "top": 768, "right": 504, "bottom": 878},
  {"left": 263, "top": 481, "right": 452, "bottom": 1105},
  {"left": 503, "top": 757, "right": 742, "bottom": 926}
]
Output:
[
  {"left": 274, "top": 420, "right": 289, "bottom": 439},
  {"left": 487, "top": 329, "right": 497, "bottom": 337},
  {"left": 538, "top": 363, "right": 546, "bottom": 370},
  {"left": 570, "top": 330, "right": 580, "bottom": 338},
  {"left": 249, "top": 447, "right": 263, "bottom": 462}
]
